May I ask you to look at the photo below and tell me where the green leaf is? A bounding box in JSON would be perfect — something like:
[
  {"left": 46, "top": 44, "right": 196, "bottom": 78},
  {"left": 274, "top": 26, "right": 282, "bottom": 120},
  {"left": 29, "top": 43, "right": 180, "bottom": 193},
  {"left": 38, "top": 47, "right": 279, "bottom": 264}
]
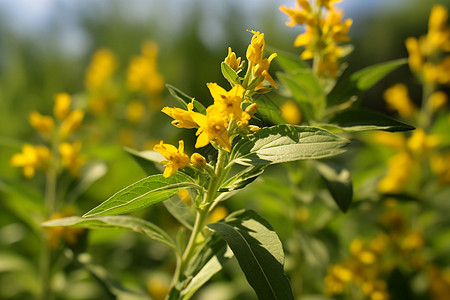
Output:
[
  {"left": 124, "top": 147, "right": 163, "bottom": 175},
  {"left": 180, "top": 237, "right": 233, "bottom": 299},
  {"left": 277, "top": 73, "right": 314, "bottom": 121},
  {"left": 66, "top": 160, "right": 108, "bottom": 203},
  {"left": 43, "top": 215, "right": 176, "bottom": 249},
  {"left": 207, "top": 210, "right": 294, "bottom": 300},
  {"left": 273, "top": 50, "right": 308, "bottom": 74},
  {"left": 327, "top": 58, "right": 407, "bottom": 107},
  {"left": 351, "top": 58, "right": 408, "bottom": 90},
  {"left": 329, "top": 109, "right": 415, "bottom": 132},
  {"left": 163, "top": 196, "right": 195, "bottom": 230},
  {"left": 315, "top": 161, "right": 353, "bottom": 213},
  {"left": 83, "top": 173, "right": 200, "bottom": 217},
  {"left": 219, "top": 166, "right": 266, "bottom": 192},
  {"left": 221, "top": 62, "right": 240, "bottom": 86},
  {"left": 166, "top": 84, "right": 207, "bottom": 114},
  {"left": 230, "top": 125, "right": 349, "bottom": 166},
  {"left": 78, "top": 254, "right": 152, "bottom": 300}
]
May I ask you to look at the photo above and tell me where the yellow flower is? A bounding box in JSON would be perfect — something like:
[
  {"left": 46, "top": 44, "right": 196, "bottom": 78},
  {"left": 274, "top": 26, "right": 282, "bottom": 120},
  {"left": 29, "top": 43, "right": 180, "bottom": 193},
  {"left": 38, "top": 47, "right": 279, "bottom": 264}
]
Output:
[
  {"left": 178, "top": 189, "right": 192, "bottom": 204},
  {"left": 430, "top": 152, "right": 450, "bottom": 183},
  {"left": 225, "top": 47, "right": 241, "bottom": 71},
  {"left": 29, "top": 111, "right": 54, "bottom": 135},
  {"left": 429, "top": 91, "right": 448, "bottom": 110},
  {"left": 279, "top": 0, "right": 313, "bottom": 27},
  {"left": 54, "top": 93, "right": 71, "bottom": 120},
  {"left": 377, "top": 151, "right": 414, "bottom": 193},
  {"left": 371, "top": 132, "right": 406, "bottom": 151},
  {"left": 207, "top": 83, "right": 248, "bottom": 122},
  {"left": 383, "top": 84, "right": 416, "bottom": 118},
  {"left": 126, "top": 100, "right": 146, "bottom": 123},
  {"left": 246, "top": 30, "right": 265, "bottom": 64},
  {"left": 253, "top": 53, "right": 278, "bottom": 88},
  {"left": 191, "top": 105, "right": 231, "bottom": 152},
  {"left": 162, "top": 102, "right": 202, "bottom": 129},
  {"left": 10, "top": 144, "right": 51, "bottom": 178},
  {"left": 407, "top": 128, "right": 440, "bottom": 155},
  {"left": 84, "top": 48, "right": 117, "bottom": 92},
  {"left": 126, "top": 41, "right": 164, "bottom": 97},
  {"left": 405, "top": 37, "right": 423, "bottom": 72},
  {"left": 191, "top": 153, "right": 206, "bottom": 167},
  {"left": 59, "top": 142, "right": 84, "bottom": 176},
  {"left": 319, "top": 0, "right": 342, "bottom": 10},
  {"left": 60, "top": 110, "right": 84, "bottom": 137},
  {"left": 45, "top": 210, "right": 86, "bottom": 249},
  {"left": 146, "top": 273, "right": 170, "bottom": 300},
  {"left": 154, "top": 140, "right": 190, "bottom": 178},
  {"left": 208, "top": 206, "right": 228, "bottom": 223},
  {"left": 281, "top": 101, "right": 302, "bottom": 125}
]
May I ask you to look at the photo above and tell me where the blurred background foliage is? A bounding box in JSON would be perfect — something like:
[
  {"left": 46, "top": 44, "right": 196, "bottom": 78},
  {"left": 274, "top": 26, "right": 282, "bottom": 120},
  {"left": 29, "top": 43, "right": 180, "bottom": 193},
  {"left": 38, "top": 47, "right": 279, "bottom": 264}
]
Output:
[{"left": 1, "top": 0, "right": 450, "bottom": 299}]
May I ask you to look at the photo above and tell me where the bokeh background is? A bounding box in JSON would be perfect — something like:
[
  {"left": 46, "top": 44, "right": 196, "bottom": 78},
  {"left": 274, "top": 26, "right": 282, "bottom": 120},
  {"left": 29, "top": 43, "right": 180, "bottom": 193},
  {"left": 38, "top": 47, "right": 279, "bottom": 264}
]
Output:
[{"left": 1, "top": 0, "right": 449, "bottom": 299}]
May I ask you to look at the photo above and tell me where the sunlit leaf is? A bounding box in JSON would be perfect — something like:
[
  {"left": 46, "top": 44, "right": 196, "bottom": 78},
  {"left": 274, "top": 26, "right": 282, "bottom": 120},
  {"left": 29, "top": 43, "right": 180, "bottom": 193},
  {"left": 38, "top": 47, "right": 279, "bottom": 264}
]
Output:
[
  {"left": 221, "top": 62, "right": 240, "bottom": 86},
  {"left": 43, "top": 215, "right": 176, "bottom": 249},
  {"left": 208, "top": 210, "right": 294, "bottom": 300},
  {"left": 83, "top": 173, "right": 200, "bottom": 217},
  {"left": 230, "top": 125, "right": 349, "bottom": 166}
]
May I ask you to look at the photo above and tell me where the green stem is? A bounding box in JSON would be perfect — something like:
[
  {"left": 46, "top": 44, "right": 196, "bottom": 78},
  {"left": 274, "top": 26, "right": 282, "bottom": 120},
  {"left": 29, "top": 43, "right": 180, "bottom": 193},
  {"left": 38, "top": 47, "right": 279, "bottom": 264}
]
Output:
[{"left": 418, "top": 82, "right": 435, "bottom": 131}]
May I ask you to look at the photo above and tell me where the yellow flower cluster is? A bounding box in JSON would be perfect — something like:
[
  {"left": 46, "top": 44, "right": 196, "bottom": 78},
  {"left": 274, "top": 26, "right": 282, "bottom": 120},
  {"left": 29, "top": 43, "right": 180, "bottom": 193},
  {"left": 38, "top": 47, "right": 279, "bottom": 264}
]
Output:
[
  {"left": 84, "top": 48, "right": 118, "bottom": 114},
  {"left": 406, "top": 5, "right": 450, "bottom": 85},
  {"left": 153, "top": 31, "right": 278, "bottom": 177},
  {"left": 127, "top": 41, "right": 165, "bottom": 105},
  {"left": 280, "top": 0, "right": 352, "bottom": 77},
  {"left": 10, "top": 93, "right": 85, "bottom": 178},
  {"left": 325, "top": 235, "right": 390, "bottom": 300},
  {"left": 374, "top": 129, "right": 441, "bottom": 194}
]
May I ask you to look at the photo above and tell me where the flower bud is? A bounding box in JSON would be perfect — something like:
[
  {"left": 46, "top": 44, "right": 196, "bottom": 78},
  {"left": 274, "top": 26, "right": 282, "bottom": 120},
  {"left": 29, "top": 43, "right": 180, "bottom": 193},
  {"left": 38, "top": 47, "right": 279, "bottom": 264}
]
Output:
[
  {"left": 245, "top": 103, "right": 258, "bottom": 115},
  {"left": 191, "top": 153, "right": 206, "bottom": 167},
  {"left": 248, "top": 125, "right": 260, "bottom": 132}
]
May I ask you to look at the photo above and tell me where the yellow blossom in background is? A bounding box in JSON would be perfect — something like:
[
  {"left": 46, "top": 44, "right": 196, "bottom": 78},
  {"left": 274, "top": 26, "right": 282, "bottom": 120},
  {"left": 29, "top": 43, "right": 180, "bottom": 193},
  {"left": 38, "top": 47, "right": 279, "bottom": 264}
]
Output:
[
  {"left": 10, "top": 144, "right": 51, "bottom": 178},
  {"left": 429, "top": 91, "right": 448, "bottom": 110},
  {"left": 45, "top": 210, "right": 85, "bottom": 249},
  {"left": 85, "top": 48, "right": 118, "bottom": 92},
  {"left": 430, "top": 152, "right": 450, "bottom": 183},
  {"left": 405, "top": 37, "right": 423, "bottom": 72},
  {"left": 281, "top": 101, "right": 302, "bottom": 125},
  {"left": 246, "top": 30, "right": 265, "bottom": 64},
  {"left": 29, "top": 111, "right": 54, "bottom": 135},
  {"left": 324, "top": 263, "right": 353, "bottom": 295},
  {"left": 190, "top": 153, "right": 206, "bottom": 167},
  {"left": 154, "top": 140, "right": 190, "bottom": 178},
  {"left": 146, "top": 273, "right": 170, "bottom": 300},
  {"left": 59, "top": 142, "right": 85, "bottom": 176},
  {"left": 319, "top": 0, "right": 342, "bottom": 10},
  {"left": 377, "top": 151, "right": 414, "bottom": 194},
  {"left": 371, "top": 131, "right": 406, "bottom": 151},
  {"left": 208, "top": 206, "right": 228, "bottom": 223},
  {"left": 407, "top": 128, "right": 440, "bottom": 155},
  {"left": 60, "top": 109, "right": 84, "bottom": 137},
  {"left": 401, "top": 229, "right": 424, "bottom": 251},
  {"left": 54, "top": 93, "right": 72, "bottom": 120},
  {"left": 126, "top": 41, "right": 165, "bottom": 104},
  {"left": 225, "top": 47, "right": 241, "bottom": 71},
  {"left": 125, "top": 100, "right": 146, "bottom": 123},
  {"left": 178, "top": 189, "right": 192, "bottom": 204},
  {"left": 383, "top": 83, "right": 416, "bottom": 118},
  {"left": 279, "top": 0, "right": 313, "bottom": 27}
]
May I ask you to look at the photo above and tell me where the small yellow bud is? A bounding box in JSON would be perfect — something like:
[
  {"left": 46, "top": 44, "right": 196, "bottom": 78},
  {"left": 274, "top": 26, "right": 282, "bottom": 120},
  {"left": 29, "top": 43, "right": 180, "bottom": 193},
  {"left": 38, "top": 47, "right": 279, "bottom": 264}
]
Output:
[
  {"left": 225, "top": 47, "right": 241, "bottom": 71},
  {"left": 248, "top": 125, "right": 260, "bottom": 132},
  {"left": 245, "top": 103, "right": 258, "bottom": 115},
  {"left": 29, "top": 111, "right": 54, "bottom": 135},
  {"left": 429, "top": 91, "right": 448, "bottom": 110},
  {"left": 54, "top": 93, "right": 71, "bottom": 120},
  {"left": 281, "top": 101, "right": 302, "bottom": 125},
  {"left": 191, "top": 153, "right": 206, "bottom": 167},
  {"left": 60, "top": 110, "right": 84, "bottom": 137}
]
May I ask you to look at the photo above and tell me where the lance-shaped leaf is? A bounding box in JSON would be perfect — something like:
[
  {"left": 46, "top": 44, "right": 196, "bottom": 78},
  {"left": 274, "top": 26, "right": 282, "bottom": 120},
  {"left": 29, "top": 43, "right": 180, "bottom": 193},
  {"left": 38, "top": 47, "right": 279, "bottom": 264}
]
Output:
[
  {"left": 219, "top": 166, "right": 266, "bottom": 192},
  {"left": 207, "top": 210, "right": 294, "bottom": 300},
  {"left": 328, "top": 58, "right": 407, "bottom": 107},
  {"left": 230, "top": 125, "right": 349, "bottom": 166},
  {"left": 124, "top": 147, "right": 163, "bottom": 176},
  {"left": 273, "top": 49, "right": 308, "bottom": 74},
  {"left": 329, "top": 109, "right": 415, "bottom": 132},
  {"left": 166, "top": 84, "right": 207, "bottom": 114},
  {"left": 315, "top": 161, "right": 353, "bottom": 213},
  {"left": 43, "top": 215, "right": 176, "bottom": 249},
  {"left": 83, "top": 173, "right": 200, "bottom": 217}
]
